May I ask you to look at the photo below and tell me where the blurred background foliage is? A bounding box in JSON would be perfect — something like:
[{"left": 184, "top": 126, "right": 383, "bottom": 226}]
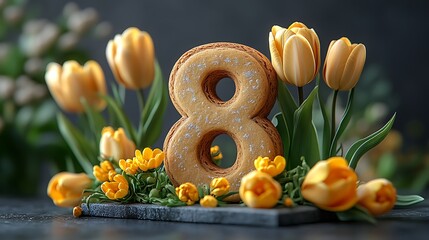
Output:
[
  {"left": 1, "top": 0, "right": 428, "bottom": 196},
  {"left": 0, "top": 0, "right": 111, "bottom": 196}
]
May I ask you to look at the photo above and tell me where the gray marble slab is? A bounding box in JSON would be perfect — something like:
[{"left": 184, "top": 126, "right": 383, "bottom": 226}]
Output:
[{"left": 81, "top": 203, "right": 334, "bottom": 227}]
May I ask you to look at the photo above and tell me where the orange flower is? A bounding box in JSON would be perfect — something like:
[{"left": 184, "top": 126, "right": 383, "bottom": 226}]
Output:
[
  {"left": 254, "top": 155, "right": 286, "bottom": 177},
  {"left": 301, "top": 157, "right": 358, "bottom": 211},
  {"left": 99, "top": 127, "right": 136, "bottom": 162},
  {"left": 119, "top": 158, "right": 139, "bottom": 175},
  {"left": 101, "top": 174, "right": 129, "bottom": 200},
  {"left": 200, "top": 195, "right": 218, "bottom": 208},
  {"left": 134, "top": 147, "right": 164, "bottom": 171},
  {"left": 357, "top": 179, "right": 397, "bottom": 216},
  {"left": 210, "top": 177, "right": 230, "bottom": 197},
  {"left": 47, "top": 172, "right": 92, "bottom": 207},
  {"left": 93, "top": 160, "right": 115, "bottom": 182},
  {"left": 239, "top": 171, "right": 282, "bottom": 208},
  {"left": 175, "top": 182, "right": 199, "bottom": 205}
]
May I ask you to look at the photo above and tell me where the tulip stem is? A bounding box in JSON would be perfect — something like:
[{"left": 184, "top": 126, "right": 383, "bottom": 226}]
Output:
[
  {"left": 137, "top": 89, "right": 145, "bottom": 111},
  {"left": 297, "top": 87, "right": 304, "bottom": 105},
  {"left": 331, "top": 90, "right": 339, "bottom": 145}
]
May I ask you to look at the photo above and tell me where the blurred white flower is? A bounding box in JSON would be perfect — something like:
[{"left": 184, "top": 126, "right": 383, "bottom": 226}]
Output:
[
  {"left": 94, "top": 21, "right": 112, "bottom": 38},
  {"left": 67, "top": 7, "right": 98, "bottom": 34},
  {"left": 19, "top": 19, "right": 59, "bottom": 57},
  {"left": 24, "top": 58, "right": 44, "bottom": 75},
  {"left": 0, "top": 76, "right": 15, "bottom": 99},
  {"left": 57, "top": 32, "right": 80, "bottom": 51},
  {"left": 13, "top": 75, "right": 47, "bottom": 105},
  {"left": 3, "top": 5, "right": 23, "bottom": 24},
  {"left": 62, "top": 2, "right": 79, "bottom": 18}
]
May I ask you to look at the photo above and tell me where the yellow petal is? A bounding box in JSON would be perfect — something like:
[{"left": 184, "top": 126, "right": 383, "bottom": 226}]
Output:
[
  {"left": 302, "top": 160, "right": 329, "bottom": 185},
  {"left": 269, "top": 32, "right": 286, "bottom": 82},
  {"left": 339, "top": 44, "right": 366, "bottom": 90},
  {"left": 135, "top": 31, "right": 155, "bottom": 89},
  {"left": 323, "top": 39, "right": 351, "bottom": 90}
]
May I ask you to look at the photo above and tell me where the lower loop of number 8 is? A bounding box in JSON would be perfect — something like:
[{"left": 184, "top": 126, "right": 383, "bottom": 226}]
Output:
[{"left": 164, "top": 42, "right": 282, "bottom": 201}]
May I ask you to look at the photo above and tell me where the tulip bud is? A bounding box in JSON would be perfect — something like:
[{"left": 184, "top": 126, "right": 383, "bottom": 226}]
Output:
[
  {"left": 99, "top": 127, "right": 136, "bottom": 162},
  {"left": 47, "top": 172, "right": 92, "bottom": 207},
  {"left": 301, "top": 157, "right": 358, "bottom": 211},
  {"left": 200, "top": 195, "right": 218, "bottom": 208},
  {"left": 239, "top": 171, "right": 282, "bottom": 208},
  {"left": 45, "top": 60, "right": 107, "bottom": 113},
  {"left": 357, "top": 179, "right": 397, "bottom": 216},
  {"left": 210, "top": 177, "right": 230, "bottom": 197},
  {"left": 176, "top": 182, "right": 199, "bottom": 205},
  {"left": 106, "top": 27, "right": 155, "bottom": 89},
  {"left": 323, "top": 37, "right": 366, "bottom": 91},
  {"left": 269, "top": 22, "right": 320, "bottom": 87}
]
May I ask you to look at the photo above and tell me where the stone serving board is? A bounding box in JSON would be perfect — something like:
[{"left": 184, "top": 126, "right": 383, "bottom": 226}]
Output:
[{"left": 81, "top": 203, "right": 334, "bottom": 227}]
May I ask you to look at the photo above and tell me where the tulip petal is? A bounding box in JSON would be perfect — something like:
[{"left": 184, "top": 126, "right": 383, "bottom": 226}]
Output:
[
  {"left": 106, "top": 39, "right": 127, "bottom": 86},
  {"left": 340, "top": 44, "right": 366, "bottom": 90},
  {"left": 323, "top": 39, "right": 351, "bottom": 90},
  {"left": 283, "top": 35, "right": 316, "bottom": 86},
  {"left": 269, "top": 32, "right": 286, "bottom": 82},
  {"left": 136, "top": 31, "right": 155, "bottom": 89},
  {"left": 302, "top": 160, "right": 329, "bottom": 185}
]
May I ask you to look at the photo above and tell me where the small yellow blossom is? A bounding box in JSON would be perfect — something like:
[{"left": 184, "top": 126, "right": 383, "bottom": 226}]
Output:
[
  {"left": 93, "top": 160, "right": 115, "bottom": 182},
  {"left": 239, "top": 171, "right": 282, "bottom": 208},
  {"left": 101, "top": 174, "right": 129, "bottom": 200},
  {"left": 176, "top": 182, "right": 199, "bottom": 205},
  {"left": 119, "top": 158, "right": 139, "bottom": 175},
  {"left": 210, "top": 145, "right": 223, "bottom": 162},
  {"left": 254, "top": 155, "right": 286, "bottom": 177},
  {"left": 73, "top": 206, "right": 82, "bottom": 218},
  {"left": 200, "top": 195, "right": 218, "bottom": 208},
  {"left": 134, "top": 147, "right": 164, "bottom": 171},
  {"left": 284, "top": 197, "right": 294, "bottom": 207},
  {"left": 210, "top": 177, "right": 230, "bottom": 197}
]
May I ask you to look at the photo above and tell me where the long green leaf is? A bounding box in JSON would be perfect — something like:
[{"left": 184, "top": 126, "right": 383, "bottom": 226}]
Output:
[
  {"left": 138, "top": 61, "right": 168, "bottom": 147},
  {"left": 395, "top": 194, "right": 424, "bottom": 206},
  {"left": 289, "top": 87, "right": 320, "bottom": 169},
  {"left": 336, "top": 206, "right": 376, "bottom": 224},
  {"left": 277, "top": 79, "right": 297, "bottom": 137},
  {"left": 329, "top": 88, "right": 355, "bottom": 156},
  {"left": 57, "top": 113, "right": 94, "bottom": 175},
  {"left": 102, "top": 95, "right": 137, "bottom": 144},
  {"left": 346, "top": 113, "right": 396, "bottom": 169},
  {"left": 317, "top": 90, "right": 331, "bottom": 159},
  {"left": 272, "top": 112, "right": 290, "bottom": 159},
  {"left": 81, "top": 98, "right": 106, "bottom": 143}
]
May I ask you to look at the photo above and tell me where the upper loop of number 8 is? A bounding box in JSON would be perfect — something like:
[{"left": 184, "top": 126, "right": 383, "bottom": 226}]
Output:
[{"left": 164, "top": 43, "right": 282, "bottom": 200}]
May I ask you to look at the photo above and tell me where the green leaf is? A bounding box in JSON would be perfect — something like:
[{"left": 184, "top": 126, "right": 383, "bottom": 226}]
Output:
[
  {"left": 81, "top": 98, "right": 106, "bottom": 143},
  {"left": 329, "top": 88, "right": 355, "bottom": 157},
  {"left": 277, "top": 79, "right": 297, "bottom": 136},
  {"left": 346, "top": 113, "right": 396, "bottom": 169},
  {"left": 138, "top": 61, "right": 168, "bottom": 147},
  {"left": 56, "top": 113, "right": 95, "bottom": 175},
  {"left": 111, "top": 83, "right": 126, "bottom": 106},
  {"left": 289, "top": 87, "right": 320, "bottom": 169},
  {"left": 395, "top": 195, "right": 424, "bottom": 206},
  {"left": 272, "top": 112, "right": 290, "bottom": 159},
  {"left": 317, "top": 89, "right": 331, "bottom": 159},
  {"left": 336, "top": 206, "right": 377, "bottom": 224},
  {"left": 102, "top": 94, "right": 137, "bottom": 144}
]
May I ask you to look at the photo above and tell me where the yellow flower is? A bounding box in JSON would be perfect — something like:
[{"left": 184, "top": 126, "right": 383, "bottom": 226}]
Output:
[
  {"left": 47, "top": 172, "right": 92, "bottom": 207},
  {"left": 210, "top": 177, "right": 230, "bottom": 197},
  {"left": 134, "top": 147, "right": 164, "bottom": 171},
  {"left": 284, "top": 197, "right": 294, "bottom": 207},
  {"left": 99, "top": 127, "right": 136, "bottom": 162},
  {"left": 175, "top": 182, "right": 199, "bottom": 205},
  {"left": 301, "top": 157, "right": 358, "bottom": 211},
  {"left": 106, "top": 27, "right": 155, "bottom": 89},
  {"left": 269, "top": 22, "right": 320, "bottom": 87},
  {"left": 323, "top": 37, "right": 366, "bottom": 91},
  {"left": 101, "top": 174, "right": 129, "bottom": 200},
  {"left": 210, "top": 145, "right": 223, "bottom": 162},
  {"left": 357, "top": 179, "right": 397, "bottom": 216},
  {"left": 239, "top": 171, "right": 282, "bottom": 208},
  {"left": 73, "top": 206, "right": 82, "bottom": 218},
  {"left": 45, "top": 60, "right": 106, "bottom": 113},
  {"left": 254, "top": 155, "right": 286, "bottom": 177},
  {"left": 93, "top": 160, "right": 115, "bottom": 182},
  {"left": 200, "top": 195, "right": 218, "bottom": 208},
  {"left": 119, "top": 158, "right": 139, "bottom": 175}
]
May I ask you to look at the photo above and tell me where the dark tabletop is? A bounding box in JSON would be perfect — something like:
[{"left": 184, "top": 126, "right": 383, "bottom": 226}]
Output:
[{"left": 1, "top": 194, "right": 428, "bottom": 240}]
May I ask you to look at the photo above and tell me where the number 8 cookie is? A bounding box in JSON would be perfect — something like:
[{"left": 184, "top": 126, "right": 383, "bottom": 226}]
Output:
[{"left": 164, "top": 42, "right": 282, "bottom": 201}]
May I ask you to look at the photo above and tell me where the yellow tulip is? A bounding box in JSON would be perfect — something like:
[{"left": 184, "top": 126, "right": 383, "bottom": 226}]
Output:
[
  {"left": 239, "top": 171, "right": 282, "bottom": 208},
  {"left": 357, "top": 179, "right": 397, "bottom": 216},
  {"left": 93, "top": 160, "right": 115, "bottom": 182},
  {"left": 101, "top": 174, "right": 129, "bottom": 200},
  {"left": 269, "top": 22, "right": 320, "bottom": 87},
  {"left": 200, "top": 195, "right": 218, "bottom": 208},
  {"left": 45, "top": 60, "right": 106, "bottom": 113},
  {"left": 47, "top": 172, "right": 92, "bottom": 207},
  {"left": 323, "top": 37, "right": 366, "bottom": 90},
  {"left": 99, "top": 127, "right": 136, "bottom": 162},
  {"left": 254, "top": 155, "right": 286, "bottom": 177},
  {"left": 106, "top": 27, "right": 155, "bottom": 89},
  {"left": 134, "top": 147, "right": 164, "bottom": 171},
  {"left": 301, "top": 157, "right": 358, "bottom": 211},
  {"left": 210, "top": 177, "right": 230, "bottom": 197},
  {"left": 176, "top": 182, "right": 199, "bottom": 205}
]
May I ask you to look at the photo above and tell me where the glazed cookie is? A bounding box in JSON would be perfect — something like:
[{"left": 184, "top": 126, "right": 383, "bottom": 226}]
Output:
[{"left": 164, "top": 42, "right": 282, "bottom": 202}]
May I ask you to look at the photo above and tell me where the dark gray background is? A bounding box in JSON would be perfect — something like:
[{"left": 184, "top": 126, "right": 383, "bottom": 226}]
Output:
[{"left": 32, "top": 0, "right": 429, "bottom": 149}]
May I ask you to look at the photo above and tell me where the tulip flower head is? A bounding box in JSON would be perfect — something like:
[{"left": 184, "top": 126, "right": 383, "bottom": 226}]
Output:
[
  {"left": 47, "top": 172, "right": 92, "bottom": 207},
  {"left": 239, "top": 170, "right": 282, "bottom": 208},
  {"left": 45, "top": 60, "right": 107, "bottom": 113},
  {"left": 176, "top": 182, "right": 199, "bottom": 205},
  {"left": 323, "top": 37, "right": 366, "bottom": 91},
  {"left": 269, "top": 22, "right": 320, "bottom": 87},
  {"left": 106, "top": 27, "right": 155, "bottom": 89},
  {"left": 357, "top": 178, "right": 397, "bottom": 216},
  {"left": 200, "top": 195, "right": 218, "bottom": 208},
  {"left": 99, "top": 127, "right": 136, "bottom": 162},
  {"left": 210, "top": 177, "right": 230, "bottom": 197},
  {"left": 301, "top": 157, "right": 358, "bottom": 211}
]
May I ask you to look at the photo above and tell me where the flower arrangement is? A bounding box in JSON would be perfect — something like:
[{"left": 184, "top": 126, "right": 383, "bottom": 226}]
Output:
[{"left": 46, "top": 22, "right": 423, "bottom": 223}]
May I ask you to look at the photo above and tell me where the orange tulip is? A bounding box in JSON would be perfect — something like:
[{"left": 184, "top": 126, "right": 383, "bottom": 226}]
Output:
[
  {"left": 239, "top": 171, "right": 282, "bottom": 208},
  {"left": 47, "top": 172, "right": 92, "bottom": 207},
  {"left": 357, "top": 178, "right": 397, "bottom": 216},
  {"left": 99, "top": 127, "right": 136, "bottom": 162}
]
